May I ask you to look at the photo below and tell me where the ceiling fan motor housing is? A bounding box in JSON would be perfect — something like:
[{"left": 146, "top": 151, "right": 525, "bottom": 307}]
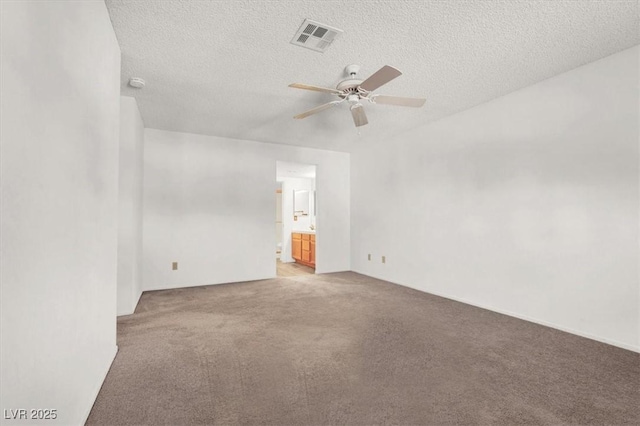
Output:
[
  {"left": 336, "top": 78, "right": 364, "bottom": 94},
  {"left": 337, "top": 64, "right": 364, "bottom": 97}
]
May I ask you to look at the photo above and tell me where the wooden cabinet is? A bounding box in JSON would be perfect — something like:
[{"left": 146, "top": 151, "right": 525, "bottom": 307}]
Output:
[
  {"left": 310, "top": 234, "right": 315, "bottom": 264},
  {"left": 292, "top": 233, "right": 302, "bottom": 260},
  {"left": 291, "top": 232, "right": 315, "bottom": 269}
]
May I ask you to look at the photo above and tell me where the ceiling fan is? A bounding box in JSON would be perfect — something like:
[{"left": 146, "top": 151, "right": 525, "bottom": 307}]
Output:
[{"left": 289, "top": 64, "right": 426, "bottom": 127}]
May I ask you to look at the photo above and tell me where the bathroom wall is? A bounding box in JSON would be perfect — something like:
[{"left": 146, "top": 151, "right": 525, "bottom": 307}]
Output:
[{"left": 279, "top": 176, "right": 316, "bottom": 262}]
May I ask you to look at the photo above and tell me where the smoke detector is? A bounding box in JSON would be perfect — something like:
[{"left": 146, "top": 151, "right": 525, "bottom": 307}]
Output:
[
  {"left": 128, "top": 77, "right": 145, "bottom": 89},
  {"left": 291, "top": 19, "right": 343, "bottom": 53}
]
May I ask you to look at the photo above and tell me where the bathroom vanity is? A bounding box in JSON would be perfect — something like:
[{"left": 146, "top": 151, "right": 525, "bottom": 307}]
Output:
[{"left": 291, "top": 231, "right": 315, "bottom": 269}]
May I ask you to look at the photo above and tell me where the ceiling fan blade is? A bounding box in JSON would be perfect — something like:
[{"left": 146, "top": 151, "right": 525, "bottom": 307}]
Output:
[
  {"left": 289, "top": 83, "right": 342, "bottom": 95},
  {"left": 294, "top": 100, "right": 342, "bottom": 119},
  {"left": 359, "top": 65, "right": 402, "bottom": 92},
  {"left": 372, "top": 95, "right": 426, "bottom": 108},
  {"left": 350, "top": 104, "right": 368, "bottom": 127}
]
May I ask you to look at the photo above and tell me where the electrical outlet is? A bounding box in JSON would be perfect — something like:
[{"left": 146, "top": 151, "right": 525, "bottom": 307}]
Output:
[
  {"left": 172, "top": 262, "right": 178, "bottom": 270},
  {"left": 382, "top": 256, "right": 386, "bottom": 264},
  {"left": 368, "top": 254, "right": 371, "bottom": 261}
]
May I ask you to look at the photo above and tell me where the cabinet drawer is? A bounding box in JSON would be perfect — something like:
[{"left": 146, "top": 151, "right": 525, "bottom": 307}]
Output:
[
  {"left": 310, "top": 235, "right": 315, "bottom": 242},
  {"left": 292, "top": 233, "right": 302, "bottom": 240},
  {"left": 302, "top": 234, "right": 310, "bottom": 241}
]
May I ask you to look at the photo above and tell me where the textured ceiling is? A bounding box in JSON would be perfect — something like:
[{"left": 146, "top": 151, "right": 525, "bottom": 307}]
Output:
[{"left": 105, "top": 0, "right": 639, "bottom": 152}]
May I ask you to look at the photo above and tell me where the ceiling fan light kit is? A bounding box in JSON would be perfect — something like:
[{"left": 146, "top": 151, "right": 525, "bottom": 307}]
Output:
[{"left": 289, "top": 64, "right": 426, "bottom": 127}]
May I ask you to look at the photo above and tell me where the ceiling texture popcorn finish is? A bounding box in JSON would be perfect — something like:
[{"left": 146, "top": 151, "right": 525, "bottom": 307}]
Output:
[{"left": 105, "top": 0, "right": 639, "bottom": 152}]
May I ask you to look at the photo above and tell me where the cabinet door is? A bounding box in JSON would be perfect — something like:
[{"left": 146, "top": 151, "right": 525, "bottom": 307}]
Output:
[
  {"left": 310, "top": 241, "right": 315, "bottom": 265},
  {"left": 292, "top": 236, "right": 302, "bottom": 260},
  {"left": 302, "top": 250, "right": 310, "bottom": 262}
]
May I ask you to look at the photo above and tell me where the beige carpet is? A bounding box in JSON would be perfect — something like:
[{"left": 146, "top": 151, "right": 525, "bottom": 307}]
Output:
[{"left": 87, "top": 272, "right": 639, "bottom": 425}]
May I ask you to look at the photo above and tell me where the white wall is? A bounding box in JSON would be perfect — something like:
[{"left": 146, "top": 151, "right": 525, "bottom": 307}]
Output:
[
  {"left": 276, "top": 189, "right": 283, "bottom": 252},
  {"left": 143, "top": 129, "right": 349, "bottom": 290},
  {"left": 117, "top": 97, "right": 144, "bottom": 316},
  {"left": 279, "top": 176, "right": 315, "bottom": 263},
  {"left": 0, "top": 1, "right": 121, "bottom": 425},
  {"left": 351, "top": 46, "right": 639, "bottom": 352}
]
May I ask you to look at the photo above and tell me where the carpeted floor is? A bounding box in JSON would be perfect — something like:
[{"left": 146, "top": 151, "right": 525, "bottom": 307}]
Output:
[{"left": 87, "top": 272, "right": 639, "bottom": 425}]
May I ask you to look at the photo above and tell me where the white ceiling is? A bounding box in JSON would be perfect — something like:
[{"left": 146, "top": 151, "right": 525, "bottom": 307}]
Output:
[{"left": 105, "top": 0, "right": 639, "bottom": 152}]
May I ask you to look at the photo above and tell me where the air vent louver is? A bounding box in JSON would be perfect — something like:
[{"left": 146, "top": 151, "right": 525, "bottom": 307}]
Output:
[
  {"left": 291, "top": 19, "right": 343, "bottom": 53},
  {"left": 316, "top": 40, "right": 330, "bottom": 50}
]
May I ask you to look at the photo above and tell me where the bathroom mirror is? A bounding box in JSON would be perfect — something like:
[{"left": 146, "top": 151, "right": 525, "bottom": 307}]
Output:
[{"left": 293, "top": 190, "right": 310, "bottom": 216}]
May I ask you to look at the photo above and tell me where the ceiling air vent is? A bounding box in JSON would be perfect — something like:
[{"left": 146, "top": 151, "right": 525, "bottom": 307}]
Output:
[{"left": 291, "top": 19, "right": 343, "bottom": 53}]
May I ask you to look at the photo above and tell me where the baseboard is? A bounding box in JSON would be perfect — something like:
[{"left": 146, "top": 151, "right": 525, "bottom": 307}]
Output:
[
  {"left": 117, "top": 308, "right": 134, "bottom": 317},
  {"left": 81, "top": 345, "right": 118, "bottom": 425},
  {"left": 352, "top": 269, "right": 639, "bottom": 354},
  {"left": 316, "top": 268, "right": 344, "bottom": 274},
  {"left": 143, "top": 273, "right": 275, "bottom": 292}
]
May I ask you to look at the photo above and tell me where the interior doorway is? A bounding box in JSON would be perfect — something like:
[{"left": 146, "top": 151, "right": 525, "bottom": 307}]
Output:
[{"left": 276, "top": 161, "right": 316, "bottom": 277}]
